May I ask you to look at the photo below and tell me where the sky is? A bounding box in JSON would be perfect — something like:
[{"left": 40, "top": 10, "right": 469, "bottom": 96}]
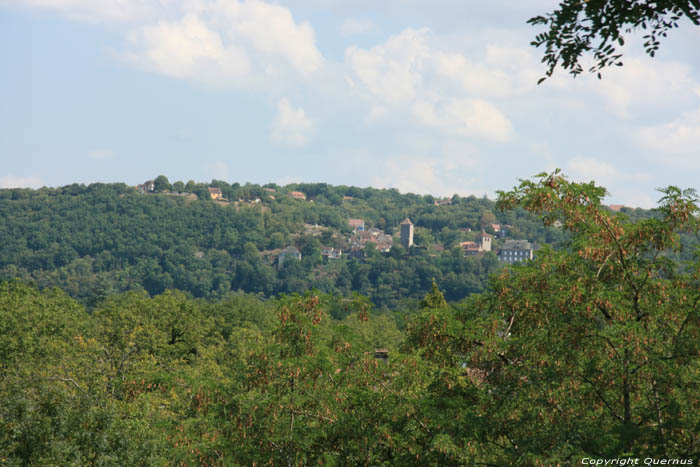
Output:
[{"left": 1, "top": 0, "right": 699, "bottom": 208}]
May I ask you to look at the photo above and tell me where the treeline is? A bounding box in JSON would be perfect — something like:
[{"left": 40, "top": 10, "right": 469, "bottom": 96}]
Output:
[
  {"left": 0, "top": 282, "right": 406, "bottom": 465},
  {"left": 0, "top": 180, "right": 570, "bottom": 307},
  {"left": 3, "top": 175, "right": 700, "bottom": 463}
]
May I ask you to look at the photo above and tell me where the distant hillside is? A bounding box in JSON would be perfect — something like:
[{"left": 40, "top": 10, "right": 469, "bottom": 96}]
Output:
[{"left": 0, "top": 178, "right": 665, "bottom": 308}]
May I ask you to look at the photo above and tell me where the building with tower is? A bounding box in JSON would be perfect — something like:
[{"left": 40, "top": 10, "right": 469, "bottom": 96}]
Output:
[
  {"left": 400, "top": 217, "right": 414, "bottom": 249},
  {"left": 477, "top": 230, "right": 492, "bottom": 252}
]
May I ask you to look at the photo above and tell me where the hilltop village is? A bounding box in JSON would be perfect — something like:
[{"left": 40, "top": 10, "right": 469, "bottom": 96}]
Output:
[
  {"left": 137, "top": 178, "right": 538, "bottom": 267},
  {"left": 2, "top": 177, "right": 655, "bottom": 309}
]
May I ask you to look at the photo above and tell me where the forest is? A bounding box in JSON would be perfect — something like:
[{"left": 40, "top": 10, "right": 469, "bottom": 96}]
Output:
[
  {"left": 0, "top": 177, "right": 579, "bottom": 309},
  {"left": 3, "top": 0, "right": 700, "bottom": 463},
  {"left": 2, "top": 172, "right": 699, "bottom": 465}
]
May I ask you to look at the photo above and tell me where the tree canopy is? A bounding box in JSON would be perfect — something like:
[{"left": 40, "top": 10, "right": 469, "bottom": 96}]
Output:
[
  {"left": 1, "top": 173, "right": 699, "bottom": 464},
  {"left": 529, "top": 0, "right": 700, "bottom": 80}
]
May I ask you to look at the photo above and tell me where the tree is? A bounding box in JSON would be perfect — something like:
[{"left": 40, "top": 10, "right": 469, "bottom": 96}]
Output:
[
  {"left": 153, "top": 175, "right": 171, "bottom": 192},
  {"left": 400, "top": 172, "right": 700, "bottom": 463},
  {"left": 480, "top": 210, "right": 497, "bottom": 228},
  {"left": 530, "top": 0, "right": 700, "bottom": 80},
  {"left": 467, "top": 172, "right": 700, "bottom": 461},
  {"left": 172, "top": 181, "right": 185, "bottom": 193}
]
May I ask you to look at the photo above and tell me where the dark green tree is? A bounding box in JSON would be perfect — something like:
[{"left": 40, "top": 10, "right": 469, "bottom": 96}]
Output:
[
  {"left": 530, "top": 0, "right": 700, "bottom": 80},
  {"left": 153, "top": 175, "right": 171, "bottom": 192}
]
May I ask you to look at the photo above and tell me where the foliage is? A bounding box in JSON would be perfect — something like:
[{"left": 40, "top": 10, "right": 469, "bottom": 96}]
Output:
[
  {"left": 468, "top": 172, "right": 700, "bottom": 461},
  {"left": 529, "top": 0, "right": 700, "bottom": 80},
  {"left": 0, "top": 180, "right": 575, "bottom": 307}
]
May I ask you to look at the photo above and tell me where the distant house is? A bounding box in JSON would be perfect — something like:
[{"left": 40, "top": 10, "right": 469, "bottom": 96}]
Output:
[
  {"left": 137, "top": 180, "right": 155, "bottom": 193},
  {"left": 490, "top": 223, "right": 501, "bottom": 233},
  {"left": 608, "top": 204, "right": 624, "bottom": 212},
  {"left": 348, "top": 218, "right": 365, "bottom": 231},
  {"left": 434, "top": 198, "right": 452, "bottom": 206},
  {"left": 375, "top": 235, "right": 393, "bottom": 253},
  {"left": 498, "top": 239, "right": 534, "bottom": 263},
  {"left": 460, "top": 241, "right": 481, "bottom": 256},
  {"left": 321, "top": 247, "right": 342, "bottom": 260},
  {"left": 304, "top": 223, "right": 327, "bottom": 237},
  {"left": 278, "top": 246, "right": 301, "bottom": 268},
  {"left": 459, "top": 231, "right": 491, "bottom": 256},
  {"left": 263, "top": 187, "right": 276, "bottom": 193},
  {"left": 290, "top": 191, "right": 307, "bottom": 200},
  {"left": 349, "top": 228, "right": 392, "bottom": 253},
  {"left": 260, "top": 248, "right": 284, "bottom": 265},
  {"left": 208, "top": 187, "right": 224, "bottom": 200}
]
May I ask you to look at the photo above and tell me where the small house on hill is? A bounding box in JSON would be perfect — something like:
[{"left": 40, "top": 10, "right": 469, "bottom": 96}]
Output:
[
  {"left": 208, "top": 187, "right": 224, "bottom": 200},
  {"left": 278, "top": 246, "right": 301, "bottom": 269},
  {"left": 348, "top": 219, "right": 365, "bottom": 231},
  {"left": 137, "top": 180, "right": 155, "bottom": 193},
  {"left": 321, "top": 247, "right": 342, "bottom": 260},
  {"left": 460, "top": 241, "right": 481, "bottom": 256},
  {"left": 290, "top": 191, "right": 307, "bottom": 200}
]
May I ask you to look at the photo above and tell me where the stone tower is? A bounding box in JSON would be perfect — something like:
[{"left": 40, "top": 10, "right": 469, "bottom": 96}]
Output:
[
  {"left": 477, "top": 230, "right": 492, "bottom": 252},
  {"left": 400, "top": 217, "right": 414, "bottom": 249}
]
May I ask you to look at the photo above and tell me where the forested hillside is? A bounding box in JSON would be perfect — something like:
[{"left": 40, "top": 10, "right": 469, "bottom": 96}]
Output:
[
  {"left": 0, "top": 178, "right": 575, "bottom": 307},
  {"left": 2, "top": 174, "right": 699, "bottom": 465}
]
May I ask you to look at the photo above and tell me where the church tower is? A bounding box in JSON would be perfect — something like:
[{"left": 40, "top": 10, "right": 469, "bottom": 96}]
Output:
[
  {"left": 400, "top": 217, "right": 414, "bottom": 249},
  {"left": 478, "top": 230, "right": 492, "bottom": 252}
]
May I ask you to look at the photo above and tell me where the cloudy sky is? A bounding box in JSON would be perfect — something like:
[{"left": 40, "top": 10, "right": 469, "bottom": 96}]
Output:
[{"left": 1, "top": 0, "right": 699, "bottom": 207}]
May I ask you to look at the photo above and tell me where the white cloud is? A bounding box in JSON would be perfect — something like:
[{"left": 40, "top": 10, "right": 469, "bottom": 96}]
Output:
[
  {"left": 638, "top": 106, "right": 700, "bottom": 167},
  {"left": 371, "top": 155, "right": 487, "bottom": 197},
  {"left": 346, "top": 28, "right": 429, "bottom": 104},
  {"left": 345, "top": 28, "right": 516, "bottom": 142},
  {"left": 209, "top": 0, "right": 323, "bottom": 76},
  {"left": 0, "top": 175, "right": 43, "bottom": 189},
  {"left": 270, "top": 98, "right": 314, "bottom": 146},
  {"left": 366, "top": 141, "right": 487, "bottom": 198},
  {"left": 126, "top": 14, "right": 251, "bottom": 83},
  {"left": 340, "top": 18, "right": 376, "bottom": 36},
  {"left": 568, "top": 157, "right": 618, "bottom": 182},
  {"left": 566, "top": 157, "right": 657, "bottom": 208},
  {"left": 412, "top": 98, "right": 513, "bottom": 142},
  {"left": 433, "top": 45, "right": 540, "bottom": 98},
  {"left": 124, "top": 0, "right": 323, "bottom": 86},
  {"left": 88, "top": 148, "right": 114, "bottom": 160},
  {"left": 567, "top": 156, "right": 651, "bottom": 184},
  {"left": 547, "top": 56, "right": 700, "bottom": 120},
  {"left": 372, "top": 157, "right": 441, "bottom": 195},
  {"left": 595, "top": 57, "right": 699, "bottom": 119}
]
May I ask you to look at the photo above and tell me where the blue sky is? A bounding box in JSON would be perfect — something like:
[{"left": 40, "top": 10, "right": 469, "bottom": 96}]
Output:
[{"left": 1, "top": 0, "right": 699, "bottom": 208}]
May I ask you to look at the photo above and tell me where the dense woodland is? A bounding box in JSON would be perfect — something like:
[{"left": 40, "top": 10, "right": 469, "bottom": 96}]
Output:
[
  {"left": 4, "top": 0, "right": 700, "bottom": 463},
  {"left": 2, "top": 173, "right": 700, "bottom": 464},
  {"left": 0, "top": 178, "right": 579, "bottom": 309}
]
